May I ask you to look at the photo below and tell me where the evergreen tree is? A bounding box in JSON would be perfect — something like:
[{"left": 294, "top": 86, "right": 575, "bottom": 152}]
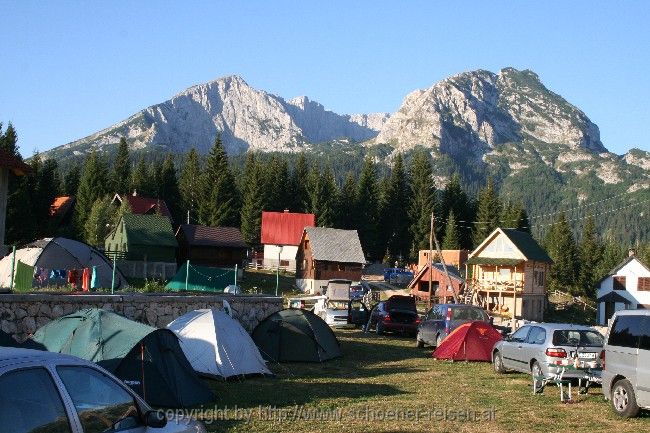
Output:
[
  {"left": 578, "top": 215, "right": 603, "bottom": 297},
  {"left": 306, "top": 164, "right": 338, "bottom": 228},
  {"left": 264, "top": 156, "right": 291, "bottom": 211},
  {"left": 336, "top": 172, "right": 357, "bottom": 229},
  {"left": 84, "top": 196, "right": 113, "bottom": 246},
  {"left": 240, "top": 154, "right": 266, "bottom": 244},
  {"left": 74, "top": 151, "right": 109, "bottom": 233},
  {"left": 147, "top": 160, "right": 163, "bottom": 197},
  {"left": 130, "top": 156, "right": 152, "bottom": 196},
  {"left": 407, "top": 151, "right": 435, "bottom": 259},
  {"left": 594, "top": 241, "right": 626, "bottom": 283},
  {"left": 198, "top": 135, "right": 240, "bottom": 227},
  {"left": 442, "top": 210, "right": 461, "bottom": 250},
  {"left": 546, "top": 212, "right": 580, "bottom": 293},
  {"left": 290, "top": 153, "right": 309, "bottom": 213},
  {"left": 63, "top": 165, "right": 81, "bottom": 196},
  {"left": 384, "top": 154, "right": 411, "bottom": 260},
  {"left": 112, "top": 196, "right": 132, "bottom": 227},
  {"left": 473, "top": 177, "right": 502, "bottom": 247},
  {"left": 0, "top": 122, "right": 19, "bottom": 154},
  {"left": 112, "top": 137, "right": 131, "bottom": 194},
  {"left": 179, "top": 149, "right": 201, "bottom": 223},
  {"left": 355, "top": 157, "right": 381, "bottom": 260},
  {"left": 159, "top": 155, "right": 181, "bottom": 221},
  {"left": 441, "top": 173, "right": 471, "bottom": 248},
  {"left": 501, "top": 201, "right": 530, "bottom": 232}
]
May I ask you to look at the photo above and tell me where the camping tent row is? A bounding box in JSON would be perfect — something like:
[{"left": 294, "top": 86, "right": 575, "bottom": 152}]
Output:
[{"left": 0, "top": 237, "right": 128, "bottom": 290}]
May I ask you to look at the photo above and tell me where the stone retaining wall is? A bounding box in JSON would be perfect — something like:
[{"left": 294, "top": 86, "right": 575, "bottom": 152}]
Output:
[{"left": 0, "top": 293, "right": 283, "bottom": 343}]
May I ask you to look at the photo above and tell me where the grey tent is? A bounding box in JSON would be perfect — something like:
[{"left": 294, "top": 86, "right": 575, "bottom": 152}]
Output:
[
  {"left": 0, "top": 237, "right": 127, "bottom": 289},
  {"left": 26, "top": 309, "right": 213, "bottom": 407},
  {"left": 0, "top": 330, "right": 18, "bottom": 347},
  {"left": 252, "top": 309, "right": 342, "bottom": 363}
]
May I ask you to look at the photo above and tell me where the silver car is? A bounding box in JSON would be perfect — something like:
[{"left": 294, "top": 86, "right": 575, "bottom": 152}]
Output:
[
  {"left": 492, "top": 323, "right": 604, "bottom": 379},
  {"left": 601, "top": 310, "right": 650, "bottom": 418},
  {"left": 0, "top": 347, "right": 206, "bottom": 433}
]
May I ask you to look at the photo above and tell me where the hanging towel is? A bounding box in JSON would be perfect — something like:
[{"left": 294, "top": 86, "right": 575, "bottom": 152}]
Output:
[
  {"left": 81, "top": 268, "right": 91, "bottom": 292},
  {"left": 68, "top": 269, "right": 79, "bottom": 289},
  {"left": 90, "top": 266, "right": 99, "bottom": 290},
  {"left": 14, "top": 261, "right": 34, "bottom": 293}
]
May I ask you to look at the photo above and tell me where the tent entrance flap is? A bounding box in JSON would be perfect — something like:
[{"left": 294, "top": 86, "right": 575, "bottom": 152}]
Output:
[{"left": 166, "top": 263, "right": 235, "bottom": 292}]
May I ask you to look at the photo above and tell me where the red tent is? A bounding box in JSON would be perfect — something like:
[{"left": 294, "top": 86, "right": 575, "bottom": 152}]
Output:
[{"left": 432, "top": 321, "right": 502, "bottom": 362}]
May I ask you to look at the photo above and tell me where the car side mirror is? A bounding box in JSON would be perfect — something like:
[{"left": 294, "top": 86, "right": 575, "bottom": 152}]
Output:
[{"left": 145, "top": 410, "right": 167, "bottom": 428}]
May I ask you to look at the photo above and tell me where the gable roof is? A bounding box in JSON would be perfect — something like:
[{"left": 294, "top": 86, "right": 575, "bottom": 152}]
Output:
[
  {"left": 49, "top": 196, "right": 75, "bottom": 218},
  {"left": 597, "top": 255, "right": 650, "bottom": 286},
  {"left": 261, "top": 211, "right": 315, "bottom": 246},
  {"left": 408, "top": 263, "right": 464, "bottom": 290},
  {"left": 113, "top": 194, "right": 172, "bottom": 218},
  {"left": 122, "top": 214, "right": 177, "bottom": 247},
  {"left": 470, "top": 227, "right": 552, "bottom": 263},
  {"left": 304, "top": 227, "right": 366, "bottom": 264},
  {"left": 176, "top": 224, "right": 247, "bottom": 249},
  {"left": 0, "top": 150, "right": 30, "bottom": 176}
]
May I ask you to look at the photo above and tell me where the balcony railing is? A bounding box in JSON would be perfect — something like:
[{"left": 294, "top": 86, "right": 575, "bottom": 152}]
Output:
[{"left": 469, "top": 278, "right": 524, "bottom": 292}]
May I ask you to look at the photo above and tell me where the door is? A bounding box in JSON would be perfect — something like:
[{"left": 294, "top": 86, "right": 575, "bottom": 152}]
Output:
[
  {"left": 637, "top": 316, "right": 650, "bottom": 407},
  {"left": 501, "top": 325, "right": 531, "bottom": 371},
  {"left": 419, "top": 306, "right": 439, "bottom": 344},
  {"left": 56, "top": 365, "right": 148, "bottom": 433},
  {"left": 523, "top": 326, "right": 547, "bottom": 371},
  {"left": 605, "top": 302, "right": 615, "bottom": 323}
]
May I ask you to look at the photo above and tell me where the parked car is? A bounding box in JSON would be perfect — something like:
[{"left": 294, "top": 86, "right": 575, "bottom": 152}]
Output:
[
  {"left": 315, "top": 299, "right": 369, "bottom": 328},
  {"left": 492, "top": 323, "right": 604, "bottom": 379},
  {"left": 0, "top": 347, "right": 206, "bottom": 433},
  {"left": 601, "top": 310, "right": 650, "bottom": 418},
  {"left": 350, "top": 284, "right": 369, "bottom": 301},
  {"left": 416, "top": 304, "right": 490, "bottom": 348},
  {"left": 366, "top": 295, "right": 420, "bottom": 336}
]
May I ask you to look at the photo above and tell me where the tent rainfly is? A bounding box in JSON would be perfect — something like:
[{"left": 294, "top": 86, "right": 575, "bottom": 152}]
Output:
[
  {"left": 0, "top": 237, "right": 127, "bottom": 289},
  {"left": 0, "top": 330, "right": 19, "bottom": 348},
  {"left": 166, "top": 262, "right": 236, "bottom": 292},
  {"left": 167, "top": 309, "right": 272, "bottom": 379},
  {"left": 26, "top": 309, "right": 214, "bottom": 408},
  {"left": 432, "top": 321, "right": 503, "bottom": 362},
  {"left": 252, "top": 309, "right": 342, "bottom": 363}
]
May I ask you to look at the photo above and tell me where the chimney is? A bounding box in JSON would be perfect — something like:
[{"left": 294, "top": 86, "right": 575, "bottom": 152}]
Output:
[
  {"left": 132, "top": 190, "right": 138, "bottom": 197},
  {"left": 629, "top": 248, "right": 636, "bottom": 257}
]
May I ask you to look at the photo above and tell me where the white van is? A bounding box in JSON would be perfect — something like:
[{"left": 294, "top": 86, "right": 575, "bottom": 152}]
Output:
[{"left": 601, "top": 310, "right": 650, "bottom": 417}]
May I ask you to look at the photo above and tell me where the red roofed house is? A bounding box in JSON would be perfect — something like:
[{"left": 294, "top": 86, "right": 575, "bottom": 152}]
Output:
[
  {"left": 176, "top": 224, "right": 248, "bottom": 269},
  {"left": 0, "top": 150, "right": 30, "bottom": 255},
  {"left": 112, "top": 192, "right": 172, "bottom": 220},
  {"left": 261, "top": 210, "right": 316, "bottom": 272}
]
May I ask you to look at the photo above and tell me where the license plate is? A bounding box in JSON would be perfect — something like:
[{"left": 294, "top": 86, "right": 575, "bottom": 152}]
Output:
[{"left": 577, "top": 352, "right": 597, "bottom": 359}]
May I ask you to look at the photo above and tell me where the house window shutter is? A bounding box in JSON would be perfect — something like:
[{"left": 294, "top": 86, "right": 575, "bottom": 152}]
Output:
[{"left": 638, "top": 277, "right": 650, "bottom": 291}]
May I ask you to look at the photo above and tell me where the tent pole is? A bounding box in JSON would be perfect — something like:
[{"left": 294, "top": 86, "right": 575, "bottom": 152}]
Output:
[
  {"left": 234, "top": 264, "right": 238, "bottom": 288},
  {"left": 9, "top": 245, "right": 16, "bottom": 290},
  {"left": 185, "top": 260, "right": 190, "bottom": 291},
  {"left": 111, "top": 251, "right": 116, "bottom": 295}
]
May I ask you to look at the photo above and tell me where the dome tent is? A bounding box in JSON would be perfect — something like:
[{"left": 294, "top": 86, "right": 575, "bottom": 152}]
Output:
[
  {"left": 26, "top": 308, "right": 214, "bottom": 408},
  {"left": 0, "top": 237, "right": 127, "bottom": 289},
  {"left": 252, "top": 309, "right": 342, "bottom": 363},
  {"left": 432, "top": 321, "right": 503, "bottom": 362},
  {"left": 167, "top": 309, "right": 272, "bottom": 379}
]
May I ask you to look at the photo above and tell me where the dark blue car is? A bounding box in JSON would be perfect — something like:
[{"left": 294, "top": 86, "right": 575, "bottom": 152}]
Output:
[{"left": 416, "top": 304, "right": 490, "bottom": 348}]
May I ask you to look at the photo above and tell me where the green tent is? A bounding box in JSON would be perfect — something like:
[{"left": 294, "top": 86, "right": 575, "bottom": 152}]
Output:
[
  {"left": 252, "top": 309, "right": 342, "bottom": 363},
  {"left": 27, "top": 308, "right": 214, "bottom": 408},
  {"left": 166, "top": 262, "right": 236, "bottom": 292}
]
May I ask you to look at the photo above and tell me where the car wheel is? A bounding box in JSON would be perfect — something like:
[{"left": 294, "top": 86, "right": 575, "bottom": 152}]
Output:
[
  {"left": 611, "top": 379, "right": 640, "bottom": 418},
  {"left": 531, "top": 361, "right": 544, "bottom": 379},
  {"left": 416, "top": 332, "right": 425, "bottom": 348},
  {"left": 435, "top": 333, "right": 444, "bottom": 347},
  {"left": 376, "top": 323, "right": 384, "bottom": 335},
  {"left": 493, "top": 351, "right": 506, "bottom": 373}
]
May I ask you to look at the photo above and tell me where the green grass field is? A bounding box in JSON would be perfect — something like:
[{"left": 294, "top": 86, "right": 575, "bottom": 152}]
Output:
[{"left": 193, "top": 329, "right": 648, "bottom": 433}]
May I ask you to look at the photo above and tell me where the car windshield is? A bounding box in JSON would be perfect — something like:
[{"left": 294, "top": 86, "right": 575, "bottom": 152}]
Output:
[
  {"left": 328, "top": 301, "right": 349, "bottom": 310},
  {"left": 451, "top": 307, "right": 487, "bottom": 321},
  {"left": 552, "top": 330, "right": 604, "bottom": 347}
]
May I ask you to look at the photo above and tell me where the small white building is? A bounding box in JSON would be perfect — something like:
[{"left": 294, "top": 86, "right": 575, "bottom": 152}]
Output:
[
  {"left": 260, "top": 211, "right": 315, "bottom": 272},
  {"left": 596, "top": 254, "right": 650, "bottom": 325}
]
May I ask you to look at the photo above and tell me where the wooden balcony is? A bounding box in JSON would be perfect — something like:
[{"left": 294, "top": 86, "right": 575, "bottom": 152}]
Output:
[{"left": 469, "top": 278, "right": 524, "bottom": 293}]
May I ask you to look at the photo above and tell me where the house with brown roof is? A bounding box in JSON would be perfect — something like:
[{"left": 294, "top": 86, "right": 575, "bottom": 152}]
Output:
[
  {"left": 295, "top": 227, "right": 366, "bottom": 294},
  {"left": 466, "top": 228, "right": 552, "bottom": 322},
  {"left": 176, "top": 224, "right": 248, "bottom": 268},
  {"left": 112, "top": 193, "right": 172, "bottom": 220},
  {"left": 260, "top": 210, "right": 315, "bottom": 271}
]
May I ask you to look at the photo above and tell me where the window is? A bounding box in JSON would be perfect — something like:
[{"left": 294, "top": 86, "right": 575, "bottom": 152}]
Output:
[
  {"left": 499, "top": 268, "right": 511, "bottom": 279},
  {"left": 57, "top": 366, "right": 142, "bottom": 433},
  {"left": 533, "top": 270, "right": 545, "bottom": 287},
  {"left": 553, "top": 330, "right": 603, "bottom": 347},
  {"left": 280, "top": 260, "right": 290, "bottom": 267},
  {"left": 0, "top": 368, "right": 72, "bottom": 433},
  {"left": 510, "top": 326, "right": 530, "bottom": 343},
  {"left": 613, "top": 276, "right": 627, "bottom": 291},
  {"left": 638, "top": 277, "right": 650, "bottom": 291},
  {"left": 526, "top": 327, "right": 547, "bottom": 345},
  {"left": 608, "top": 315, "right": 645, "bottom": 348}
]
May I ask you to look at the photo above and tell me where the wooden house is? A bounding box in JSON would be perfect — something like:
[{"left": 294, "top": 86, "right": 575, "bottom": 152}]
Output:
[
  {"left": 260, "top": 210, "right": 315, "bottom": 271},
  {"left": 466, "top": 228, "right": 552, "bottom": 321},
  {"left": 408, "top": 262, "right": 465, "bottom": 302},
  {"left": 176, "top": 224, "right": 248, "bottom": 268},
  {"left": 596, "top": 253, "right": 650, "bottom": 325},
  {"left": 295, "top": 227, "right": 366, "bottom": 294}
]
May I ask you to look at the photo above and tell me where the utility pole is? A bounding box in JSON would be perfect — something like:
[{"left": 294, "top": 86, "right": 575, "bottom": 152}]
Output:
[
  {"left": 431, "top": 212, "right": 459, "bottom": 304},
  {"left": 428, "top": 213, "right": 434, "bottom": 310}
]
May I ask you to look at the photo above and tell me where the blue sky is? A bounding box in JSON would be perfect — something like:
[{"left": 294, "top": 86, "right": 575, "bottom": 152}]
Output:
[{"left": 1, "top": 1, "right": 648, "bottom": 156}]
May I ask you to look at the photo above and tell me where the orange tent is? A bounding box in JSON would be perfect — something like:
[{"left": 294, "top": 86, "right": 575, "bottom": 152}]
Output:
[{"left": 432, "top": 321, "right": 502, "bottom": 362}]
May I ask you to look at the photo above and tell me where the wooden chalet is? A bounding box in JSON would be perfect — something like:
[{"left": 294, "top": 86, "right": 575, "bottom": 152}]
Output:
[
  {"left": 408, "top": 262, "right": 465, "bottom": 302},
  {"left": 295, "top": 227, "right": 366, "bottom": 294},
  {"left": 466, "top": 228, "right": 552, "bottom": 321},
  {"left": 176, "top": 224, "right": 247, "bottom": 268}
]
